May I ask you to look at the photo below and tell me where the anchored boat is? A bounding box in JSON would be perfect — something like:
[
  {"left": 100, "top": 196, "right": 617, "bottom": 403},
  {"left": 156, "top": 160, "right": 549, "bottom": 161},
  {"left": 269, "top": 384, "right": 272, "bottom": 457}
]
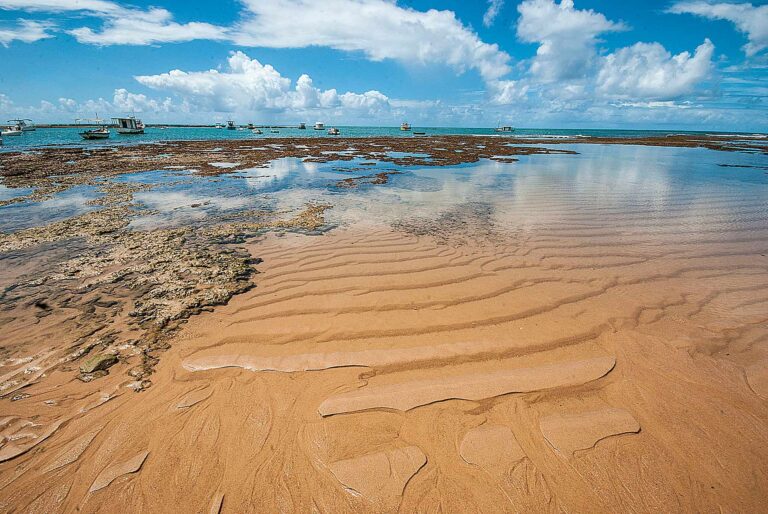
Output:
[
  {"left": 1, "top": 124, "right": 22, "bottom": 136},
  {"left": 400, "top": 121, "right": 411, "bottom": 131},
  {"left": 314, "top": 122, "right": 325, "bottom": 130},
  {"left": 226, "top": 120, "right": 236, "bottom": 130},
  {"left": 113, "top": 116, "right": 145, "bottom": 135},
  {"left": 327, "top": 127, "right": 340, "bottom": 135},
  {"left": 7, "top": 119, "right": 35, "bottom": 131},
  {"left": 77, "top": 117, "right": 111, "bottom": 140}
]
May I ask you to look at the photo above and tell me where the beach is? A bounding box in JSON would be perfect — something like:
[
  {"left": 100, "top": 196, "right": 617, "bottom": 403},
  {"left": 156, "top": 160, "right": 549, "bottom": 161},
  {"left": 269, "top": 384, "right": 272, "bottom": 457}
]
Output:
[{"left": 1, "top": 134, "right": 767, "bottom": 512}]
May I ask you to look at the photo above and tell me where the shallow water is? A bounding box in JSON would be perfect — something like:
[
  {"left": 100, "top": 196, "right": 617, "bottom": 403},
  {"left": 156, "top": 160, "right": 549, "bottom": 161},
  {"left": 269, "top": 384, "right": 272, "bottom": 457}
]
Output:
[{"left": 2, "top": 143, "right": 767, "bottom": 235}]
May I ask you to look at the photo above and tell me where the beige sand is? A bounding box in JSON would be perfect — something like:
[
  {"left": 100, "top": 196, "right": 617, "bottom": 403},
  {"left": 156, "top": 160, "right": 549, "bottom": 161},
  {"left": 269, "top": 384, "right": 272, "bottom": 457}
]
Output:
[{"left": 1, "top": 217, "right": 768, "bottom": 512}]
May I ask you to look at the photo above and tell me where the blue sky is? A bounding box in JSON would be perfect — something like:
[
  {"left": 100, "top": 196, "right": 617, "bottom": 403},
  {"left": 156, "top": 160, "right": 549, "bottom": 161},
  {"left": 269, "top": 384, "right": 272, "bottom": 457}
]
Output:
[{"left": 1, "top": 0, "right": 766, "bottom": 130}]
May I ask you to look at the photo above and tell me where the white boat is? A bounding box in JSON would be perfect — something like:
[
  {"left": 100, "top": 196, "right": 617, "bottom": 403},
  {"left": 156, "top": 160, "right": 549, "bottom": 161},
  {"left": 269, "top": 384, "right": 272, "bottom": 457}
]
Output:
[
  {"left": 7, "top": 119, "right": 35, "bottom": 131},
  {"left": 314, "top": 122, "right": 325, "bottom": 130},
  {"left": 113, "top": 116, "right": 145, "bottom": 134},
  {"left": 215, "top": 122, "right": 224, "bottom": 129},
  {"left": 495, "top": 122, "right": 513, "bottom": 133},
  {"left": 227, "top": 120, "right": 236, "bottom": 130},
  {"left": 1, "top": 125, "right": 22, "bottom": 136},
  {"left": 298, "top": 122, "right": 306, "bottom": 130},
  {"left": 253, "top": 129, "right": 263, "bottom": 135},
  {"left": 400, "top": 121, "right": 411, "bottom": 131},
  {"left": 270, "top": 128, "right": 280, "bottom": 133},
  {"left": 327, "top": 127, "right": 340, "bottom": 135}
]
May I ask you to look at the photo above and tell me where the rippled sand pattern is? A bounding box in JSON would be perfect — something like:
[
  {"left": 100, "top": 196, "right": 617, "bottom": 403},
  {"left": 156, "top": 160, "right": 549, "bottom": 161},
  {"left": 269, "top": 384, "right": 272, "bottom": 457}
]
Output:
[{"left": 1, "top": 146, "right": 768, "bottom": 512}]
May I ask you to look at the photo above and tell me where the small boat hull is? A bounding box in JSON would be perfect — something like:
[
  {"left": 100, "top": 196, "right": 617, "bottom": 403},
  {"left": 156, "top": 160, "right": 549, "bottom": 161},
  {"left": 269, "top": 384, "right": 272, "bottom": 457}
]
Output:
[
  {"left": 80, "top": 130, "right": 110, "bottom": 140},
  {"left": 1, "top": 130, "right": 21, "bottom": 137},
  {"left": 117, "top": 128, "right": 144, "bottom": 135}
]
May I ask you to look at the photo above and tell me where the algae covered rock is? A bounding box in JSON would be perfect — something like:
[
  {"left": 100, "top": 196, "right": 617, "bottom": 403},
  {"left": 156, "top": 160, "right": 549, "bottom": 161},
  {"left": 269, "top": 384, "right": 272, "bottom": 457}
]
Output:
[{"left": 79, "top": 353, "right": 118, "bottom": 374}]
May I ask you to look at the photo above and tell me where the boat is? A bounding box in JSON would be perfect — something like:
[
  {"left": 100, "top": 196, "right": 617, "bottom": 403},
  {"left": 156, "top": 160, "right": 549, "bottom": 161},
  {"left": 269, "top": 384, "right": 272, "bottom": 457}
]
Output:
[
  {"left": 7, "top": 119, "right": 35, "bottom": 131},
  {"left": 247, "top": 123, "right": 255, "bottom": 129},
  {"left": 270, "top": 128, "right": 280, "bottom": 133},
  {"left": 77, "top": 117, "right": 110, "bottom": 140},
  {"left": 495, "top": 122, "right": 514, "bottom": 133},
  {"left": 214, "top": 122, "right": 224, "bottom": 129},
  {"left": 298, "top": 122, "right": 306, "bottom": 130},
  {"left": 327, "top": 127, "right": 340, "bottom": 135},
  {"left": 80, "top": 126, "right": 110, "bottom": 140},
  {"left": 314, "top": 122, "right": 325, "bottom": 130},
  {"left": 400, "top": 121, "right": 411, "bottom": 131},
  {"left": 253, "top": 129, "right": 263, "bottom": 135},
  {"left": 1, "top": 124, "right": 22, "bottom": 136},
  {"left": 112, "top": 116, "right": 145, "bottom": 134},
  {"left": 227, "top": 120, "right": 236, "bottom": 130},
  {"left": 413, "top": 131, "right": 426, "bottom": 136}
]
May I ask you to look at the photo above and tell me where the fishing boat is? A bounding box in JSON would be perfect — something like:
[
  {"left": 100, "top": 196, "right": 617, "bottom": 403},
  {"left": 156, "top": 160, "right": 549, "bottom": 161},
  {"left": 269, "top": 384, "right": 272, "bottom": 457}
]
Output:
[
  {"left": 495, "top": 122, "right": 513, "bottom": 133},
  {"left": 227, "top": 120, "right": 236, "bottom": 130},
  {"left": 1, "top": 124, "right": 22, "bottom": 136},
  {"left": 247, "top": 123, "right": 255, "bottom": 129},
  {"left": 327, "top": 127, "right": 340, "bottom": 135},
  {"left": 7, "top": 119, "right": 35, "bottom": 131},
  {"left": 253, "top": 129, "right": 263, "bottom": 135},
  {"left": 298, "top": 122, "right": 306, "bottom": 130},
  {"left": 314, "top": 122, "right": 325, "bottom": 130},
  {"left": 77, "top": 117, "right": 110, "bottom": 140},
  {"left": 113, "top": 116, "right": 145, "bottom": 134},
  {"left": 400, "top": 121, "right": 411, "bottom": 131},
  {"left": 214, "top": 122, "right": 224, "bottom": 129}
]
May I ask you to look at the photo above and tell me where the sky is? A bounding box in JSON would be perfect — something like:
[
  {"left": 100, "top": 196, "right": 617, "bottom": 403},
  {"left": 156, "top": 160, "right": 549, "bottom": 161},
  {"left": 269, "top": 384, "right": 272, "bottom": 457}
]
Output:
[{"left": 0, "top": 0, "right": 766, "bottom": 130}]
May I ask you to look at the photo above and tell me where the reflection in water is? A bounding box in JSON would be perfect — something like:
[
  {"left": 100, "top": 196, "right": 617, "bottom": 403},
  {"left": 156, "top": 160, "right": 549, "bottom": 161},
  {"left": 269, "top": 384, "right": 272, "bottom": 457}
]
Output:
[
  {"left": 0, "top": 186, "right": 101, "bottom": 232},
  {"left": 1, "top": 144, "right": 767, "bottom": 238}
]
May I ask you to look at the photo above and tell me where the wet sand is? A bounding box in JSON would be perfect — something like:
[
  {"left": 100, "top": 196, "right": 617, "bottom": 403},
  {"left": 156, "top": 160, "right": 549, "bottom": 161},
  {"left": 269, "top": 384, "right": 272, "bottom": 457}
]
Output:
[{"left": 1, "top": 136, "right": 768, "bottom": 512}]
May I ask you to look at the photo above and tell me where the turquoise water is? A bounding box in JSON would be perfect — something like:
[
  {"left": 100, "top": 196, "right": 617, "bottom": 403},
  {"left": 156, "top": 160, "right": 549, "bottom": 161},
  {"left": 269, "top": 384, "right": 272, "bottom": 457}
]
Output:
[{"left": 1, "top": 126, "right": 766, "bottom": 151}]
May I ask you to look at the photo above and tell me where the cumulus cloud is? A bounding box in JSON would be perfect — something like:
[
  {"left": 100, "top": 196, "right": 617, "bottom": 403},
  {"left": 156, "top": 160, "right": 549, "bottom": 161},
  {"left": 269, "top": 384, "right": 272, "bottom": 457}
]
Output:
[
  {"left": 0, "top": 19, "right": 52, "bottom": 46},
  {"left": 135, "top": 51, "right": 390, "bottom": 115},
  {"left": 483, "top": 0, "right": 504, "bottom": 27},
  {"left": 597, "top": 39, "right": 714, "bottom": 99},
  {"left": 516, "top": 0, "right": 625, "bottom": 82},
  {"left": 0, "top": 0, "right": 227, "bottom": 45},
  {"left": 232, "top": 0, "right": 511, "bottom": 82},
  {"left": 669, "top": 1, "right": 768, "bottom": 56}
]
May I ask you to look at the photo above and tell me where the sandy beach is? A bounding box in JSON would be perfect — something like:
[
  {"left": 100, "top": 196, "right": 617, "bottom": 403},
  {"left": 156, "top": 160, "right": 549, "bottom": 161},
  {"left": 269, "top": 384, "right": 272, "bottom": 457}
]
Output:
[{"left": 1, "top": 135, "right": 767, "bottom": 512}]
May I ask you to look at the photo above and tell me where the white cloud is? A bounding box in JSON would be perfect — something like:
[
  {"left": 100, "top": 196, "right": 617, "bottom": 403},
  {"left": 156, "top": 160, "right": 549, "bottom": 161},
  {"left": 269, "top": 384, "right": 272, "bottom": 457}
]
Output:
[
  {"left": 68, "top": 8, "right": 227, "bottom": 45},
  {"left": 112, "top": 88, "right": 173, "bottom": 112},
  {"left": 0, "top": 92, "right": 13, "bottom": 110},
  {"left": 597, "top": 39, "right": 714, "bottom": 99},
  {"left": 487, "top": 79, "right": 529, "bottom": 104},
  {"left": 232, "top": 0, "right": 511, "bottom": 82},
  {"left": 135, "top": 51, "right": 390, "bottom": 115},
  {"left": 0, "top": 18, "right": 52, "bottom": 46},
  {"left": 0, "top": 0, "right": 118, "bottom": 12},
  {"left": 483, "top": 0, "right": 504, "bottom": 27},
  {"left": 0, "top": 0, "right": 227, "bottom": 45},
  {"left": 669, "top": 1, "right": 768, "bottom": 56},
  {"left": 516, "top": 0, "right": 625, "bottom": 82}
]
